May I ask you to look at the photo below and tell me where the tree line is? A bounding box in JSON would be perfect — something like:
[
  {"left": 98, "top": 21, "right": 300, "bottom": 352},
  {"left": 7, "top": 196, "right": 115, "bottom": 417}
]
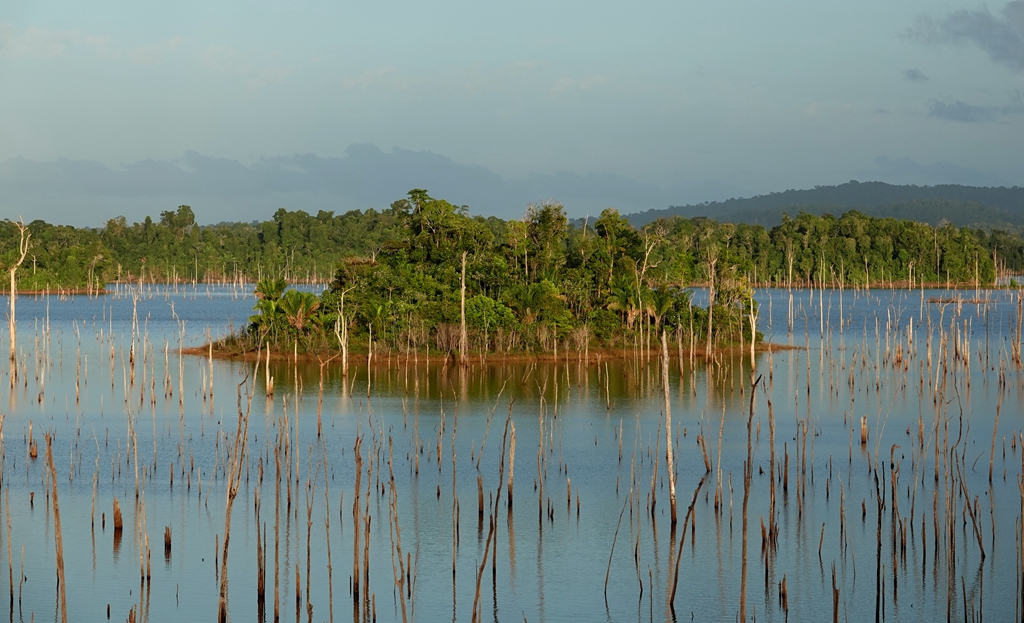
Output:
[
  {"left": 0, "top": 191, "right": 1016, "bottom": 357},
  {"left": 1, "top": 195, "right": 1016, "bottom": 291},
  {"left": 0, "top": 205, "right": 409, "bottom": 290}
]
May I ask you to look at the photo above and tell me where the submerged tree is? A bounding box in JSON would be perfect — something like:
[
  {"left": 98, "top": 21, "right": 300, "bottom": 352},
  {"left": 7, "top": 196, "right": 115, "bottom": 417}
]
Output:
[{"left": 3, "top": 218, "right": 31, "bottom": 384}]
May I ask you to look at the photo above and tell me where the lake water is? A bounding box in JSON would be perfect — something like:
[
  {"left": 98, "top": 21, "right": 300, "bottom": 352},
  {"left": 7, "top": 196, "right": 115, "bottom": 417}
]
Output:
[{"left": 2, "top": 284, "right": 1020, "bottom": 622}]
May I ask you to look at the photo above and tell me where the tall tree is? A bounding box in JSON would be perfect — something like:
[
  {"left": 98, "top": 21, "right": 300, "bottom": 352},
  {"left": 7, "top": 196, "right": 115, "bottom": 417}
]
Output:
[{"left": 5, "top": 218, "right": 31, "bottom": 383}]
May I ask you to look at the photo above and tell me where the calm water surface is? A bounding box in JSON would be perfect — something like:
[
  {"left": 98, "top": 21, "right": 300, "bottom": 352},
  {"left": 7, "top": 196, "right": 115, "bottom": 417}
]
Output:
[{"left": 2, "top": 284, "right": 1021, "bottom": 622}]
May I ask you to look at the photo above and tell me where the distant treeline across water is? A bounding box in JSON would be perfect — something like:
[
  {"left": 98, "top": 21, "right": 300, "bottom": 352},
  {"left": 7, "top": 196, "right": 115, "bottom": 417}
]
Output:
[{"left": 2, "top": 188, "right": 1022, "bottom": 291}]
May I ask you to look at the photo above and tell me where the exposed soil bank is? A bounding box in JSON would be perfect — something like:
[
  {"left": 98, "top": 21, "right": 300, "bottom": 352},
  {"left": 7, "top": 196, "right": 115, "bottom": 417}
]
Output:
[
  {"left": 184, "top": 340, "right": 797, "bottom": 364},
  {"left": 3, "top": 288, "right": 110, "bottom": 295}
]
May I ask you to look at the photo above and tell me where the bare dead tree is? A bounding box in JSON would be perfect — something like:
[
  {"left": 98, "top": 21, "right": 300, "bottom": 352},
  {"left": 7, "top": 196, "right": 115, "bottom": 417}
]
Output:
[{"left": 5, "top": 218, "right": 30, "bottom": 384}]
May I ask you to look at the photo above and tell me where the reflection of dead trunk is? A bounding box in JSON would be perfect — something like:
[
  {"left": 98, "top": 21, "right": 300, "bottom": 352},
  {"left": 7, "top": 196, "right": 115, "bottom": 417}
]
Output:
[
  {"left": 113, "top": 498, "right": 123, "bottom": 530},
  {"left": 1014, "top": 292, "right": 1023, "bottom": 367},
  {"left": 352, "top": 437, "right": 363, "bottom": 607},
  {"left": 661, "top": 330, "right": 677, "bottom": 526},
  {"left": 7, "top": 218, "right": 30, "bottom": 386},
  {"left": 739, "top": 374, "right": 761, "bottom": 622},
  {"left": 316, "top": 353, "right": 339, "bottom": 437},
  {"left": 507, "top": 424, "right": 516, "bottom": 509}
]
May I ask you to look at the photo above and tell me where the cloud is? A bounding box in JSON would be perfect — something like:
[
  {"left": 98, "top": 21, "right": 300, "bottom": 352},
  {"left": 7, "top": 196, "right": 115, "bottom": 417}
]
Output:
[
  {"left": 198, "top": 44, "right": 290, "bottom": 91},
  {"left": 84, "top": 34, "right": 119, "bottom": 59},
  {"left": 0, "top": 23, "right": 81, "bottom": 59},
  {"left": 338, "top": 66, "right": 414, "bottom": 91},
  {"left": 129, "top": 36, "right": 184, "bottom": 65},
  {"left": 551, "top": 74, "right": 607, "bottom": 95},
  {"left": 200, "top": 45, "right": 251, "bottom": 72},
  {"left": 509, "top": 60, "right": 546, "bottom": 72},
  {"left": 907, "top": 2, "right": 1024, "bottom": 73},
  {"left": 336, "top": 62, "right": 547, "bottom": 98},
  {"left": 902, "top": 68, "right": 929, "bottom": 82},
  {"left": 927, "top": 99, "right": 996, "bottom": 122},
  {"left": 926, "top": 92, "right": 1024, "bottom": 122},
  {"left": 246, "top": 67, "right": 294, "bottom": 92},
  {"left": 0, "top": 23, "right": 185, "bottom": 64}
]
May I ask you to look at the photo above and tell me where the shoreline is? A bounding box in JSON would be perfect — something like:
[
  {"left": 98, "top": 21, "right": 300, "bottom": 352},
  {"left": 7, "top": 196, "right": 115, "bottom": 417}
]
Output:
[
  {"left": 182, "top": 340, "right": 800, "bottom": 364},
  {"left": 6, "top": 288, "right": 110, "bottom": 296},
  {"left": 3, "top": 280, "right": 1021, "bottom": 297}
]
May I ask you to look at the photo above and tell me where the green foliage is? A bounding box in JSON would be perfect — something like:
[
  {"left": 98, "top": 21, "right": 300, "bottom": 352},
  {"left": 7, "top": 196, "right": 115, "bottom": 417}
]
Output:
[
  {"left": 647, "top": 210, "right": 999, "bottom": 287},
  {"left": 466, "top": 295, "right": 516, "bottom": 332},
  {"left": 249, "top": 277, "right": 289, "bottom": 342}
]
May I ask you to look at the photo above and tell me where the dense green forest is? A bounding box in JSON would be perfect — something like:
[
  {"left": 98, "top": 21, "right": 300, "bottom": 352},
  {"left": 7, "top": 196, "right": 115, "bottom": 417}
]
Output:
[
  {"left": 243, "top": 190, "right": 759, "bottom": 357},
  {"left": 0, "top": 205, "right": 409, "bottom": 290},
  {"left": 706, "top": 198, "right": 1024, "bottom": 231}
]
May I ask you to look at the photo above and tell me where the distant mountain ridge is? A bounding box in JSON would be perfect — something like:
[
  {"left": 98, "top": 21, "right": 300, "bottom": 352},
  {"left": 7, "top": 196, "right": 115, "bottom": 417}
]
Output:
[{"left": 627, "top": 181, "right": 1024, "bottom": 228}]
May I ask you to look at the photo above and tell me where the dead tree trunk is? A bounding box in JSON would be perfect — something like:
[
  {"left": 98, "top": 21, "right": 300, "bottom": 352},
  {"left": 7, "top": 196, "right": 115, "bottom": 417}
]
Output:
[
  {"left": 44, "top": 435, "right": 68, "bottom": 623},
  {"left": 460, "top": 251, "right": 468, "bottom": 367},
  {"left": 218, "top": 370, "right": 257, "bottom": 623},
  {"left": 7, "top": 219, "right": 30, "bottom": 385}
]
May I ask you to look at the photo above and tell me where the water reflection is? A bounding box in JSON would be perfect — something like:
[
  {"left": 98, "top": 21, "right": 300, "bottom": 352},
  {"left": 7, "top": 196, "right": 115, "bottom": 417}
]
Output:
[
  {"left": 113, "top": 526, "right": 123, "bottom": 561},
  {"left": 257, "top": 353, "right": 766, "bottom": 418}
]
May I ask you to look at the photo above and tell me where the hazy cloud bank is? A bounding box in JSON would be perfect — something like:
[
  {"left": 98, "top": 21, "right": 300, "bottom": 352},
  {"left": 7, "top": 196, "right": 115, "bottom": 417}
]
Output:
[
  {"left": 0, "top": 145, "right": 697, "bottom": 226},
  {"left": 1, "top": 146, "right": 1003, "bottom": 228}
]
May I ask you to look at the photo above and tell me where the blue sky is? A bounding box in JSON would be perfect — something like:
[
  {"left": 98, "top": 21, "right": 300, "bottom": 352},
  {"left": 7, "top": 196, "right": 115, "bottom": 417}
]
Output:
[{"left": 1, "top": 0, "right": 1021, "bottom": 225}]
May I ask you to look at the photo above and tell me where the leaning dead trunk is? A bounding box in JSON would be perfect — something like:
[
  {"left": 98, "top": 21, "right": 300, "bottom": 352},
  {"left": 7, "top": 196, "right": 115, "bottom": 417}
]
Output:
[
  {"left": 218, "top": 369, "right": 257, "bottom": 623},
  {"left": 44, "top": 435, "right": 68, "bottom": 623},
  {"left": 704, "top": 247, "right": 718, "bottom": 355},
  {"left": 748, "top": 287, "right": 757, "bottom": 366}
]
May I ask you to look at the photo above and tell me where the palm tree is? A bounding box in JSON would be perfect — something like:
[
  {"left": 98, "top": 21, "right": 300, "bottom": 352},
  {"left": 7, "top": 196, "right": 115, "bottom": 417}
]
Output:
[
  {"left": 249, "top": 277, "right": 288, "bottom": 341},
  {"left": 254, "top": 277, "right": 287, "bottom": 302},
  {"left": 606, "top": 275, "right": 640, "bottom": 329},
  {"left": 507, "top": 282, "right": 551, "bottom": 325},
  {"left": 649, "top": 287, "right": 675, "bottom": 332},
  {"left": 279, "top": 290, "right": 321, "bottom": 333}
]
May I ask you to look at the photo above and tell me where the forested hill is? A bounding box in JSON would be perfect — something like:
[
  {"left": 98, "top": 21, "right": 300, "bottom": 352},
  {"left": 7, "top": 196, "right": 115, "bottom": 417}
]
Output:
[{"left": 627, "top": 181, "right": 1024, "bottom": 228}]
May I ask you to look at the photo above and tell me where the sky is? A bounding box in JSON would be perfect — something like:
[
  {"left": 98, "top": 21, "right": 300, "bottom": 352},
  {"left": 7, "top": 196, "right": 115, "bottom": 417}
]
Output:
[{"left": 0, "top": 0, "right": 1022, "bottom": 225}]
